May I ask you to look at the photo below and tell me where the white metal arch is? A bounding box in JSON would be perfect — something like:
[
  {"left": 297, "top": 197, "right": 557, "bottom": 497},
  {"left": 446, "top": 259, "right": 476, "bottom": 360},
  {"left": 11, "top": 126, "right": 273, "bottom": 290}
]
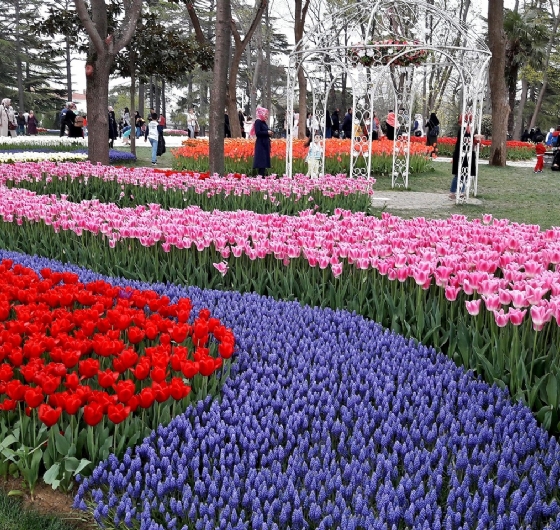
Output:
[{"left": 286, "top": 0, "right": 491, "bottom": 203}]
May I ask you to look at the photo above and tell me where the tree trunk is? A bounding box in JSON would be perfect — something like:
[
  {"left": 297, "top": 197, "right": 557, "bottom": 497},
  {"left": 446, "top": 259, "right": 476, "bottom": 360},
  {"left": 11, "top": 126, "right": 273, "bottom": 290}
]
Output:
[
  {"left": 488, "top": 0, "right": 509, "bottom": 166},
  {"left": 66, "top": 38, "right": 73, "bottom": 102},
  {"left": 265, "top": 3, "right": 271, "bottom": 111},
  {"left": 295, "top": 0, "right": 310, "bottom": 139},
  {"left": 74, "top": 0, "right": 142, "bottom": 165},
  {"left": 227, "top": 0, "right": 267, "bottom": 138},
  {"left": 514, "top": 78, "right": 528, "bottom": 140},
  {"left": 162, "top": 79, "right": 166, "bottom": 118},
  {"left": 86, "top": 60, "right": 111, "bottom": 165},
  {"left": 138, "top": 83, "right": 145, "bottom": 118},
  {"left": 130, "top": 51, "right": 136, "bottom": 157},
  {"left": 209, "top": 0, "right": 231, "bottom": 175},
  {"left": 14, "top": 0, "right": 25, "bottom": 112},
  {"left": 507, "top": 65, "right": 519, "bottom": 136}
]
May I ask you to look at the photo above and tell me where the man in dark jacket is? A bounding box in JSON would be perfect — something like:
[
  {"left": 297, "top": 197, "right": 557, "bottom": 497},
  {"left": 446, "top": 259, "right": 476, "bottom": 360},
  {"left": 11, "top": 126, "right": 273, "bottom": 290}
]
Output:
[
  {"left": 341, "top": 108, "right": 352, "bottom": 139},
  {"left": 331, "top": 109, "right": 340, "bottom": 138}
]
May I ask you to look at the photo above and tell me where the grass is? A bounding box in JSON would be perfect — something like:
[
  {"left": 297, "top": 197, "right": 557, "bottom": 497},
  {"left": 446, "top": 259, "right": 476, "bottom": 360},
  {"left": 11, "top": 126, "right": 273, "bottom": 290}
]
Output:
[
  {"left": 113, "top": 145, "right": 174, "bottom": 168},
  {"left": 372, "top": 161, "right": 560, "bottom": 229},
  {"left": 0, "top": 490, "right": 76, "bottom": 530}
]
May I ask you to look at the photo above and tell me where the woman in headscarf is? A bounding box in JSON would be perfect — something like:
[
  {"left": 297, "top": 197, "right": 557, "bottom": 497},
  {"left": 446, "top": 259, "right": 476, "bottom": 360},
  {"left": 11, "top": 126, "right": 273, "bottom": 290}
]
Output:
[
  {"left": 385, "top": 110, "right": 396, "bottom": 141},
  {"left": 252, "top": 106, "right": 272, "bottom": 176},
  {"left": 0, "top": 98, "right": 17, "bottom": 137},
  {"left": 426, "top": 112, "right": 440, "bottom": 156}
]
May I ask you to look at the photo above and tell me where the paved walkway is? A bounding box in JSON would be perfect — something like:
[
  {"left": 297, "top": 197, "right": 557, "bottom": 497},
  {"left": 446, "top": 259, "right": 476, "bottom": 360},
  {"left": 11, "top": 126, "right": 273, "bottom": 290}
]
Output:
[{"left": 372, "top": 191, "right": 482, "bottom": 210}]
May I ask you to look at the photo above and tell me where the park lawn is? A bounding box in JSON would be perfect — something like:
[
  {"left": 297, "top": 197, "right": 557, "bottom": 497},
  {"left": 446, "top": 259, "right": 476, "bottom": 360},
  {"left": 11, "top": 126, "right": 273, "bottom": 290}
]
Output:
[
  {"left": 373, "top": 161, "right": 560, "bottom": 229},
  {"left": 113, "top": 145, "right": 174, "bottom": 168}
]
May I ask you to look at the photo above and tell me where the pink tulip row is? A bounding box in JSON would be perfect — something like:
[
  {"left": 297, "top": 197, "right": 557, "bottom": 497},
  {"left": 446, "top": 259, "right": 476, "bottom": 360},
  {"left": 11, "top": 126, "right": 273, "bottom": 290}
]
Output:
[
  {"left": 1, "top": 186, "right": 559, "bottom": 330},
  {"left": 0, "top": 162, "right": 374, "bottom": 201}
]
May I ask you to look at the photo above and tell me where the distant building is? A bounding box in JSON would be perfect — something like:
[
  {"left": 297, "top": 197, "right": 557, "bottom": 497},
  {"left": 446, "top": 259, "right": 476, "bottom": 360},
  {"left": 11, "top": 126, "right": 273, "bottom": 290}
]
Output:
[{"left": 72, "top": 91, "right": 87, "bottom": 114}]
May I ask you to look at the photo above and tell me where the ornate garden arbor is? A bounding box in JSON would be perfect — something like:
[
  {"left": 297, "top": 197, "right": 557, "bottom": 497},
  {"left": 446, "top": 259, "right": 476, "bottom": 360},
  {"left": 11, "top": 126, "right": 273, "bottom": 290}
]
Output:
[{"left": 286, "top": 0, "right": 491, "bottom": 203}]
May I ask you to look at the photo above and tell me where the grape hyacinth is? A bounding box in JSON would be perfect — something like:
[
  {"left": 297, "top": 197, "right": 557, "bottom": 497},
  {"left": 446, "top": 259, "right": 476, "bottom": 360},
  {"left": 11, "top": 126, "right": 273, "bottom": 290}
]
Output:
[{"left": 1, "top": 249, "right": 559, "bottom": 529}]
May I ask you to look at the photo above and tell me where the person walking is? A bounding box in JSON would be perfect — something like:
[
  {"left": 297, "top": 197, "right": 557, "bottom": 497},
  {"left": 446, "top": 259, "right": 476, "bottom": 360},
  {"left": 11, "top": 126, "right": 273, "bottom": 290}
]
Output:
[
  {"left": 325, "top": 110, "right": 332, "bottom": 139},
  {"left": 65, "top": 103, "right": 83, "bottom": 138},
  {"left": 135, "top": 112, "right": 144, "bottom": 139},
  {"left": 342, "top": 108, "right": 352, "bottom": 139},
  {"left": 385, "top": 110, "right": 396, "bottom": 141},
  {"left": 187, "top": 108, "right": 197, "bottom": 138},
  {"left": 59, "top": 103, "right": 71, "bottom": 137},
  {"left": 1, "top": 99, "right": 17, "bottom": 137},
  {"left": 16, "top": 112, "right": 26, "bottom": 136},
  {"left": 108, "top": 106, "right": 118, "bottom": 148},
  {"left": 252, "top": 106, "right": 272, "bottom": 176},
  {"left": 534, "top": 136, "right": 546, "bottom": 173},
  {"left": 238, "top": 109, "right": 246, "bottom": 138},
  {"left": 27, "top": 110, "right": 39, "bottom": 135},
  {"left": 449, "top": 114, "right": 479, "bottom": 200},
  {"left": 426, "top": 112, "right": 440, "bottom": 157},
  {"left": 224, "top": 111, "right": 231, "bottom": 138},
  {"left": 331, "top": 109, "right": 340, "bottom": 138},
  {"left": 144, "top": 112, "right": 159, "bottom": 165}
]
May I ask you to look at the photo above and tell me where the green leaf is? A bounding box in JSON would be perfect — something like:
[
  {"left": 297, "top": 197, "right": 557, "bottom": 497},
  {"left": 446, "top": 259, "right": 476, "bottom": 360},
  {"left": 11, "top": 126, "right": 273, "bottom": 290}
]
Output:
[
  {"left": 54, "top": 430, "right": 70, "bottom": 456},
  {"left": 546, "top": 374, "right": 558, "bottom": 409},
  {"left": 7, "top": 490, "right": 24, "bottom": 497},
  {"left": 43, "top": 463, "right": 61, "bottom": 488}
]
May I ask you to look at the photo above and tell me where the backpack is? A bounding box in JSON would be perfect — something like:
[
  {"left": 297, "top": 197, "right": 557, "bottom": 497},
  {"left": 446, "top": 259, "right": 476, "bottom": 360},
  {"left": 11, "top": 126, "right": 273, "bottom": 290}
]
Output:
[
  {"left": 74, "top": 116, "right": 84, "bottom": 127},
  {"left": 429, "top": 124, "right": 439, "bottom": 137}
]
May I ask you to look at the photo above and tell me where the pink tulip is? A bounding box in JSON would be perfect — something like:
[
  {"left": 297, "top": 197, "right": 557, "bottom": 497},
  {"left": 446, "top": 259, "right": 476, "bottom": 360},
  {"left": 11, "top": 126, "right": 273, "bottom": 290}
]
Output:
[
  {"left": 530, "top": 304, "right": 553, "bottom": 331},
  {"left": 331, "top": 263, "right": 343, "bottom": 278},
  {"left": 508, "top": 308, "right": 526, "bottom": 326},
  {"left": 465, "top": 299, "right": 482, "bottom": 316},
  {"left": 493, "top": 309, "right": 509, "bottom": 327},
  {"left": 482, "top": 295, "right": 501, "bottom": 312},
  {"left": 510, "top": 290, "right": 528, "bottom": 308},
  {"left": 212, "top": 261, "right": 229, "bottom": 276},
  {"left": 445, "top": 286, "right": 460, "bottom": 302}
]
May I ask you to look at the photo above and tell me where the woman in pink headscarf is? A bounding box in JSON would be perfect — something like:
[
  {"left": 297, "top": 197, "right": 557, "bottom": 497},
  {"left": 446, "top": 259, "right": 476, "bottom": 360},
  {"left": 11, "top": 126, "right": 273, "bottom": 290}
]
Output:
[
  {"left": 252, "top": 106, "right": 272, "bottom": 176},
  {"left": 385, "top": 110, "right": 396, "bottom": 141}
]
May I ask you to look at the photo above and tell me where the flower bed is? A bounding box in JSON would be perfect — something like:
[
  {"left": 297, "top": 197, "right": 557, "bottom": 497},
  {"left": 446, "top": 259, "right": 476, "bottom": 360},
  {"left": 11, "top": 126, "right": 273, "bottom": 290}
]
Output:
[
  {"left": 0, "top": 152, "right": 88, "bottom": 164},
  {"left": 0, "top": 137, "right": 88, "bottom": 149},
  {"left": 163, "top": 129, "right": 190, "bottom": 136},
  {"left": 173, "top": 138, "right": 434, "bottom": 175},
  {"left": 0, "top": 250, "right": 556, "bottom": 528},
  {"left": 0, "top": 259, "right": 234, "bottom": 496},
  {"left": 410, "top": 136, "right": 534, "bottom": 160},
  {"left": 0, "top": 189, "right": 559, "bottom": 430},
  {"left": 23, "top": 255, "right": 548, "bottom": 528},
  {"left": 0, "top": 162, "right": 373, "bottom": 214},
  {"left": 0, "top": 150, "right": 135, "bottom": 164}
]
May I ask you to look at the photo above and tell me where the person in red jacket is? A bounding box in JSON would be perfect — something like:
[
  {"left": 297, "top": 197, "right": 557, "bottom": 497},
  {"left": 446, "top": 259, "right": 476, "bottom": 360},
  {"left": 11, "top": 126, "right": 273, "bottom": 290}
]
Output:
[{"left": 534, "top": 135, "right": 546, "bottom": 173}]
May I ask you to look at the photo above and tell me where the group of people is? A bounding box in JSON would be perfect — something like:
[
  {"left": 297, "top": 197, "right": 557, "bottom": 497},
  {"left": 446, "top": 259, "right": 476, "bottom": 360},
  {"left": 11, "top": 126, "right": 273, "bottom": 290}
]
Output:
[{"left": 1, "top": 98, "right": 40, "bottom": 137}]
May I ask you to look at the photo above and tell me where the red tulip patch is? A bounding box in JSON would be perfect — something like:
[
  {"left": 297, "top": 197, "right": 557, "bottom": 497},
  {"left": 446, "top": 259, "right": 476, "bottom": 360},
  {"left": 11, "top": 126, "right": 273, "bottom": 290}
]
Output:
[{"left": 0, "top": 259, "right": 235, "bottom": 427}]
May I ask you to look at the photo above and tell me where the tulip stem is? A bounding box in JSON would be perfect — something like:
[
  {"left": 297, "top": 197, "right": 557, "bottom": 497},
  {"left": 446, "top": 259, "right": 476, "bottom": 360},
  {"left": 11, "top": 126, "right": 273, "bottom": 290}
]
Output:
[{"left": 529, "top": 330, "right": 539, "bottom": 390}]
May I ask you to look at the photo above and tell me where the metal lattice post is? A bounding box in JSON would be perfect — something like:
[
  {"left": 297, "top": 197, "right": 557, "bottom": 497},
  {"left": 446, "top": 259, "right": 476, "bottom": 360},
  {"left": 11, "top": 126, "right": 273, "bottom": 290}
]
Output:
[{"left": 391, "top": 67, "right": 414, "bottom": 188}]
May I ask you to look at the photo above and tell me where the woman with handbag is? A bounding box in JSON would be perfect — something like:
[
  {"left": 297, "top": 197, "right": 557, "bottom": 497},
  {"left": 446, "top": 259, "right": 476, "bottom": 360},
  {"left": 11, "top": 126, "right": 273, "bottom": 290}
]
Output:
[{"left": 0, "top": 99, "right": 17, "bottom": 137}]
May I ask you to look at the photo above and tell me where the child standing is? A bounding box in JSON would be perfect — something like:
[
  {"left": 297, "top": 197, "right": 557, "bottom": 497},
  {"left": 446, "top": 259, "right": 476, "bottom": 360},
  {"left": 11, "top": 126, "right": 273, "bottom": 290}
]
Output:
[
  {"left": 305, "top": 134, "right": 323, "bottom": 179},
  {"left": 534, "top": 135, "right": 546, "bottom": 173}
]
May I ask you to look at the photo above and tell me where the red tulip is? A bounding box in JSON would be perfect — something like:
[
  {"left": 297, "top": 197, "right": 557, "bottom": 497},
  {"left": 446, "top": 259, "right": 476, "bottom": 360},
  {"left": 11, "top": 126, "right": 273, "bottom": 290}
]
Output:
[
  {"left": 64, "top": 372, "right": 80, "bottom": 391},
  {"left": 180, "top": 360, "right": 199, "bottom": 379},
  {"left": 38, "top": 404, "right": 62, "bottom": 427},
  {"left": 0, "top": 363, "right": 13, "bottom": 382},
  {"left": 170, "top": 378, "right": 191, "bottom": 400},
  {"left": 64, "top": 394, "right": 82, "bottom": 415},
  {"left": 138, "top": 387, "right": 155, "bottom": 409},
  {"left": 150, "top": 366, "right": 167, "bottom": 383},
  {"left": 0, "top": 399, "right": 16, "bottom": 411},
  {"left": 133, "top": 360, "right": 150, "bottom": 380},
  {"left": 79, "top": 358, "right": 99, "bottom": 379},
  {"left": 152, "top": 382, "right": 171, "bottom": 403},
  {"left": 41, "top": 375, "right": 61, "bottom": 395},
  {"left": 107, "top": 403, "right": 130, "bottom": 424},
  {"left": 171, "top": 324, "right": 188, "bottom": 343},
  {"left": 115, "top": 380, "right": 136, "bottom": 403},
  {"left": 218, "top": 340, "right": 234, "bottom": 359},
  {"left": 83, "top": 402, "right": 104, "bottom": 426},
  {"left": 6, "top": 380, "right": 27, "bottom": 401},
  {"left": 198, "top": 357, "right": 215, "bottom": 377},
  {"left": 127, "top": 327, "right": 145, "bottom": 344},
  {"left": 97, "top": 369, "right": 119, "bottom": 389},
  {"left": 24, "top": 387, "right": 44, "bottom": 408}
]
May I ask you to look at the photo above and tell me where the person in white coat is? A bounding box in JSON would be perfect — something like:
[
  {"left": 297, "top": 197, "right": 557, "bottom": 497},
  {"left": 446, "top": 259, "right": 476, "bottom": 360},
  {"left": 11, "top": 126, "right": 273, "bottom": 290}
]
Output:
[{"left": 0, "top": 98, "right": 17, "bottom": 137}]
